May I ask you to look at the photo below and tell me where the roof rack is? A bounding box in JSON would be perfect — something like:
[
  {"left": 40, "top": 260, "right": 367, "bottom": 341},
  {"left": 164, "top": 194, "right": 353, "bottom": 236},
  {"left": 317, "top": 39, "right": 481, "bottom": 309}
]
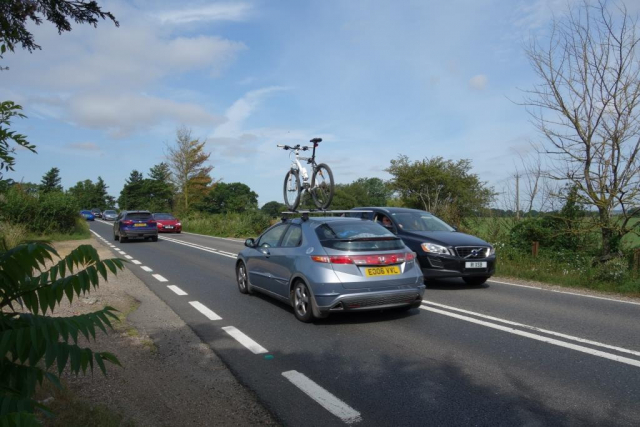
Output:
[{"left": 280, "top": 210, "right": 373, "bottom": 221}]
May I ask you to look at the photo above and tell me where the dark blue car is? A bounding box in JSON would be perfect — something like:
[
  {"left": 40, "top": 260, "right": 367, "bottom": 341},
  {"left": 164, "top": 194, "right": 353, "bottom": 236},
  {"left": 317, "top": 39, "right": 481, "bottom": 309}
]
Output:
[
  {"left": 113, "top": 210, "right": 158, "bottom": 243},
  {"left": 80, "top": 210, "right": 95, "bottom": 221}
]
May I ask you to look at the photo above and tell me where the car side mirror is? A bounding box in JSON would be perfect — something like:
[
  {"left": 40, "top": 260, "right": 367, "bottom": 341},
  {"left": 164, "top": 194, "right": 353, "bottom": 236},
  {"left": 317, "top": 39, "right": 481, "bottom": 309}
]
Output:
[
  {"left": 245, "top": 238, "right": 256, "bottom": 248},
  {"left": 453, "top": 226, "right": 458, "bottom": 232}
]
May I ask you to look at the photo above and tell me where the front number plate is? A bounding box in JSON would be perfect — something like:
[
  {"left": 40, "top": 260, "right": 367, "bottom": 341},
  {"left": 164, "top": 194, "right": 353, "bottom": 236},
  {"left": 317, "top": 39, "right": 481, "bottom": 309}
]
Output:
[
  {"left": 365, "top": 266, "right": 401, "bottom": 277},
  {"left": 465, "top": 262, "right": 487, "bottom": 269}
]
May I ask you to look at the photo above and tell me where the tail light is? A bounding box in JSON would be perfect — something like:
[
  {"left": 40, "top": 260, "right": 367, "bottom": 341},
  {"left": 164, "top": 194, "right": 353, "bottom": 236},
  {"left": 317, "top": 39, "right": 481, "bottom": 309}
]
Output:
[
  {"left": 122, "top": 220, "right": 133, "bottom": 226},
  {"left": 311, "top": 252, "right": 416, "bottom": 265},
  {"left": 148, "top": 220, "right": 157, "bottom": 226}
]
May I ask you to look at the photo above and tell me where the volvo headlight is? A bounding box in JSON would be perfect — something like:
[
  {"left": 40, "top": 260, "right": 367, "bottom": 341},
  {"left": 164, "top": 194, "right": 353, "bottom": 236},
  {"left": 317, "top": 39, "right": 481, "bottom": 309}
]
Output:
[
  {"left": 489, "top": 246, "right": 495, "bottom": 256},
  {"left": 421, "top": 243, "right": 451, "bottom": 255}
]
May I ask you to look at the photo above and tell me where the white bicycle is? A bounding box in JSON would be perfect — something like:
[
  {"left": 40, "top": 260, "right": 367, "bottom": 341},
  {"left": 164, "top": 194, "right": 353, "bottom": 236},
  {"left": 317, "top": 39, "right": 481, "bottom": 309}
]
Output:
[{"left": 277, "top": 138, "right": 335, "bottom": 211}]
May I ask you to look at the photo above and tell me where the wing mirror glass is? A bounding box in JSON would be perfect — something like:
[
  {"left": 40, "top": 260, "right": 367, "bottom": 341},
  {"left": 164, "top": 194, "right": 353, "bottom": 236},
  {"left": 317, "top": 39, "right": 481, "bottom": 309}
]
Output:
[{"left": 245, "top": 238, "right": 256, "bottom": 248}]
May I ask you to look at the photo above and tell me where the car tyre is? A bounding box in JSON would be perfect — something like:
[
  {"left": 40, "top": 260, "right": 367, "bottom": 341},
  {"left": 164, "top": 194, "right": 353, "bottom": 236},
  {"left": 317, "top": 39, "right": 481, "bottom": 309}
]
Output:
[
  {"left": 120, "top": 233, "right": 128, "bottom": 243},
  {"left": 463, "top": 276, "right": 488, "bottom": 286},
  {"left": 114, "top": 232, "right": 119, "bottom": 241},
  {"left": 292, "top": 281, "right": 314, "bottom": 323},
  {"left": 236, "top": 262, "right": 253, "bottom": 295},
  {"left": 151, "top": 236, "right": 158, "bottom": 242}
]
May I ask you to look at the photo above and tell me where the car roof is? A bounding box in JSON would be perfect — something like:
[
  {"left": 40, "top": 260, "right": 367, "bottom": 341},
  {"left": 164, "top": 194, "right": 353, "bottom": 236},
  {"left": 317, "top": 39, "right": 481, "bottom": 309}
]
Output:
[
  {"left": 282, "top": 216, "right": 370, "bottom": 226},
  {"left": 124, "top": 210, "right": 151, "bottom": 214}
]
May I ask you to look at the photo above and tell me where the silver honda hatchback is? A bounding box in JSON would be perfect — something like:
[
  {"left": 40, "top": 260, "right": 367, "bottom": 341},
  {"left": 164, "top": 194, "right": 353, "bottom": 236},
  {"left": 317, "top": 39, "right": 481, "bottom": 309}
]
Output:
[{"left": 236, "top": 216, "right": 425, "bottom": 322}]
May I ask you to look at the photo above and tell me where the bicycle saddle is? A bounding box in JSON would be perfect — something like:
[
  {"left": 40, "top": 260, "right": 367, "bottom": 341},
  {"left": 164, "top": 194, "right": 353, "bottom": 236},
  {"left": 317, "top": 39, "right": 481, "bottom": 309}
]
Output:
[{"left": 310, "top": 138, "right": 322, "bottom": 143}]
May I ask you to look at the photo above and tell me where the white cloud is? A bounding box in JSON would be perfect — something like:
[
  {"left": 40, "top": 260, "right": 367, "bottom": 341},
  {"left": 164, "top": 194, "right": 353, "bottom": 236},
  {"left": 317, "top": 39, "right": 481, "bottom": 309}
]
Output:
[
  {"left": 156, "top": 3, "right": 252, "bottom": 24},
  {"left": 68, "top": 93, "right": 225, "bottom": 138},
  {"left": 469, "top": 74, "right": 488, "bottom": 90}
]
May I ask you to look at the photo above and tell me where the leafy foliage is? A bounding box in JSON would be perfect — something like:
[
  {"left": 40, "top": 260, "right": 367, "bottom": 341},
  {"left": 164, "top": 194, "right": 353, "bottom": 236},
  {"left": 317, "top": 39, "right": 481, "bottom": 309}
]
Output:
[
  {"left": 0, "top": 187, "right": 80, "bottom": 234},
  {"left": 197, "top": 182, "right": 258, "bottom": 214},
  {"left": 331, "top": 178, "right": 392, "bottom": 209},
  {"left": 387, "top": 155, "right": 494, "bottom": 225},
  {"left": 0, "top": 242, "right": 124, "bottom": 424},
  {"left": 67, "top": 178, "right": 112, "bottom": 211},
  {"left": 0, "top": 0, "right": 118, "bottom": 55},
  {"left": 118, "top": 169, "right": 173, "bottom": 212},
  {"left": 260, "top": 201, "right": 287, "bottom": 218},
  {"left": 39, "top": 168, "right": 62, "bottom": 194},
  {"left": 0, "top": 102, "right": 36, "bottom": 178}
]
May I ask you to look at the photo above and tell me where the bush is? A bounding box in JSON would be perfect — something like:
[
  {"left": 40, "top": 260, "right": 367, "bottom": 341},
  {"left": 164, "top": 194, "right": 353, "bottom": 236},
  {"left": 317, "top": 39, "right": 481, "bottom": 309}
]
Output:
[
  {"left": 594, "top": 257, "right": 630, "bottom": 282},
  {"left": 0, "top": 188, "right": 80, "bottom": 234},
  {"left": 0, "top": 221, "right": 26, "bottom": 250},
  {"left": 509, "top": 216, "right": 588, "bottom": 252},
  {"left": 182, "top": 211, "right": 271, "bottom": 237}
]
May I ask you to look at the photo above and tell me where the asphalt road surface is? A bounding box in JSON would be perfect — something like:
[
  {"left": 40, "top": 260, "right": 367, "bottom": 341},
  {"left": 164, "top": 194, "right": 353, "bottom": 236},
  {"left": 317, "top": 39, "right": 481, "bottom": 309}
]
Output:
[{"left": 89, "top": 221, "right": 640, "bottom": 426}]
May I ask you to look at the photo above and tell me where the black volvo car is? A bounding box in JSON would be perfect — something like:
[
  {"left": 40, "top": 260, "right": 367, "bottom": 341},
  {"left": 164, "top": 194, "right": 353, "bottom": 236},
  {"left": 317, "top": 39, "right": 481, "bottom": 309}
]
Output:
[{"left": 352, "top": 207, "right": 495, "bottom": 286}]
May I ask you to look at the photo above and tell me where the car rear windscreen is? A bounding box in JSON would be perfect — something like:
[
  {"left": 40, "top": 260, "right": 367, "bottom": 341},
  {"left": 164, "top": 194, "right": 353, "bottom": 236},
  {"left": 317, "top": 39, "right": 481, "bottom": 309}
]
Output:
[
  {"left": 153, "top": 213, "right": 175, "bottom": 220},
  {"left": 125, "top": 213, "right": 152, "bottom": 220},
  {"left": 104, "top": 210, "right": 116, "bottom": 214},
  {"left": 315, "top": 221, "right": 404, "bottom": 251}
]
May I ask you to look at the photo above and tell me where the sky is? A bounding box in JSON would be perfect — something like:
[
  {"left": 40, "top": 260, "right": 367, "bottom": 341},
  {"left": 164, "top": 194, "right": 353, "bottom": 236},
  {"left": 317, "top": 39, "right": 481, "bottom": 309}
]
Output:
[{"left": 0, "top": 0, "right": 618, "bottom": 206}]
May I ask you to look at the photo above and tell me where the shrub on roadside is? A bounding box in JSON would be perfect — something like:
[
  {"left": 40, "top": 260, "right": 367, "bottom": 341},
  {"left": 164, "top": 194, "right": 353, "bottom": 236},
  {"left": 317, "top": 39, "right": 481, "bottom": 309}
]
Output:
[
  {"left": 182, "top": 211, "right": 270, "bottom": 238},
  {"left": 593, "top": 257, "right": 630, "bottom": 282},
  {"left": 0, "top": 221, "right": 27, "bottom": 250},
  {"left": 0, "top": 187, "right": 80, "bottom": 234}
]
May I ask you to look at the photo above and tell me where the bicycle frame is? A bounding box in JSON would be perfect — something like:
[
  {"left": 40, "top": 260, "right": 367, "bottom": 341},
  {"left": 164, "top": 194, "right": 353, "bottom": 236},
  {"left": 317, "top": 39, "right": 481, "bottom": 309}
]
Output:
[{"left": 289, "top": 147, "right": 316, "bottom": 187}]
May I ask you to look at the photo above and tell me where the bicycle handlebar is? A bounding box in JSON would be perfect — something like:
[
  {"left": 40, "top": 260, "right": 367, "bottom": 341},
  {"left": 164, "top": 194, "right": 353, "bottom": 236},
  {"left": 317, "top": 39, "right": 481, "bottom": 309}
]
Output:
[{"left": 277, "top": 144, "right": 310, "bottom": 151}]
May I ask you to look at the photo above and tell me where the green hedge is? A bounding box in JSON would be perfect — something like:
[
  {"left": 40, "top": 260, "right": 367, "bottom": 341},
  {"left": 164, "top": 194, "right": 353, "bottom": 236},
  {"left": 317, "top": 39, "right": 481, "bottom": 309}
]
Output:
[
  {"left": 181, "top": 211, "right": 271, "bottom": 238},
  {"left": 0, "top": 188, "right": 80, "bottom": 234}
]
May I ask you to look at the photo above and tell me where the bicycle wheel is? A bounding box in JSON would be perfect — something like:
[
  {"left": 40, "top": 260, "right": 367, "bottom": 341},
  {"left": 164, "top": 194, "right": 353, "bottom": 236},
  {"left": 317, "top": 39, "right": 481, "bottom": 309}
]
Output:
[
  {"left": 311, "top": 163, "right": 334, "bottom": 210},
  {"left": 283, "top": 169, "right": 301, "bottom": 211}
]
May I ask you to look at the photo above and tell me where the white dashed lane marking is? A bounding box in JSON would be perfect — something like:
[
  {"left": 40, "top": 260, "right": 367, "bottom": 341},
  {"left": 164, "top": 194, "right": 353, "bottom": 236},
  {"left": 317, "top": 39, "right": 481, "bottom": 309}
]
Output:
[
  {"left": 282, "top": 370, "right": 362, "bottom": 424},
  {"left": 222, "top": 326, "right": 268, "bottom": 354},
  {"left": 167, "top": 285, "right": 188, "bottom": 296},
  {"left": 189, "top": 301, "right": 222, "bottom": 320},
  {"left": 131, "top": 260, "right": 142, "bottom": 265},
  {"left": 124, "top": 255, "right": 133, "bottom": 260},
  {"left": 152, "top": 274, "right": 168, "bottom": 282},
  {"left": 141, "top": 266, "right": 153, "bottom": 272}
]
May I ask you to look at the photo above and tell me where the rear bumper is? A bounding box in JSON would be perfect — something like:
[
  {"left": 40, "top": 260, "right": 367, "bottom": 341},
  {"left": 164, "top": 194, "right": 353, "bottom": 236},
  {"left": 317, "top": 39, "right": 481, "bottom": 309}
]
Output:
[
  {"left": 315, "top": 285, "right": 425, "bottom": 313},
  {"left": 419, "top": 254, "right": 495, "bottom": 278},
  {"left": 158, "top": 226, "right": 181, "bottom": 233},
  {"left": 121, "top": 228, "right": 158, "bottom": 238}
]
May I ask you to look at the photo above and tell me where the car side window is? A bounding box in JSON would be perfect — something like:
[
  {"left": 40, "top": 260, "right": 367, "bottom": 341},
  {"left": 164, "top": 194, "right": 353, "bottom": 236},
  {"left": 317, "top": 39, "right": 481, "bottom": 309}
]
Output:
[
  {"left": 281, "top": 225, "right": 302, "bottom": 248},
  {"left": 257, "top": 225, "right": 287, "bottom": 248}
]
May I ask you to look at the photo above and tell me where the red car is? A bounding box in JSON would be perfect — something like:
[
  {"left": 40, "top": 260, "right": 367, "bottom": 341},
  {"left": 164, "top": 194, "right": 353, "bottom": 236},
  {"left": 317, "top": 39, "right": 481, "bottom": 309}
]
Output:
[{"left": 152, "top": 213, "right": 182, "bottom": 233}]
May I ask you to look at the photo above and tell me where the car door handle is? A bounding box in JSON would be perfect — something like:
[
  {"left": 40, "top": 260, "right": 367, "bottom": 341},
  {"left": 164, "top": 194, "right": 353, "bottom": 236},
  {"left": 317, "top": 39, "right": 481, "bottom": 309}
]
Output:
[{"left": 260, "top": 249, "right": 271, "bottom": 257}]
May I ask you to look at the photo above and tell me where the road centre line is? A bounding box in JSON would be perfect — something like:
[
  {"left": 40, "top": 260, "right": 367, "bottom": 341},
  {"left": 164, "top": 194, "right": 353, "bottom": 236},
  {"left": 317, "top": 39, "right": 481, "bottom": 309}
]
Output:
[
  {"left": 141, "top": 266, "right": 153, "bottom": 272},
  {"left": 159, "top": 236, "right": 237, "bottom": 259},
  {"left": 282, "top": 370, "right": 362, "bottom": 424},
  {"left": 221, "top": 326, "right": 267, "bottom": 354},
  {"left": 420, "top": 305, "right": 640, "bottom": 368},
  {"left": 181, "top": 231, "right": 244, "bottom": 242},
  {"left": 189, "top": 301, "right": 222, "bottom": 320},
  {"left": 152, "top": 274, "right": 168, "bottom": 282},
  {"left": 488, "top": 279, "right": 640, "bottom": 306},
  {"left": 167, "top": 285, "right": 188, "bottom": 296},
  {"left": 422, "top": 301, "right": 640, "bottom": 357}
]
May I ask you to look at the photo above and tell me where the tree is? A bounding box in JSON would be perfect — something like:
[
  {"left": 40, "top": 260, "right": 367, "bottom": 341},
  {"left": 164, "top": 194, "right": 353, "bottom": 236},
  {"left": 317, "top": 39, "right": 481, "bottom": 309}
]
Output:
[
  {"left": 522, "top": 1, "right": 640, "bottom": 256},
  {"left": 166, "top": 127, "right": 213, "bottom": 212},
  {"left": 331, "top": 178, "right": 393, "bottom": 209},
  {"left": 126, "top": 170, "right": 144, "bottom": 184},
  {"left": 0, "top": 0, "right": 118, "bottom": 61},
  {"left": 68, "top": 179, "right": 96, "bottom": 209},
  {"left": 149, "top": 162, "right": 172, "bottom": 183},
  {"left": 198, "top": 182, "right": 258, "bottom": 214},
  {"left": 0, "top": 242, "right": 124, "bottom": 425},
  {"left": 40, "top": 167, "right": 62, "bottom": 193},
  {"left": 261, "top": 201, "right": 287, "bottom": 218},
  {"left": 118, "top": 168, "right": 173, "bottom": 212},
  {"left": 94, "top": 176, "right": 109, "bottom": 209},
  {"left": 386, "top": 155, "right": 494, "bottom": 225},
  {"left": 0, "top": 102, "right": 36, "bottom": 178}
]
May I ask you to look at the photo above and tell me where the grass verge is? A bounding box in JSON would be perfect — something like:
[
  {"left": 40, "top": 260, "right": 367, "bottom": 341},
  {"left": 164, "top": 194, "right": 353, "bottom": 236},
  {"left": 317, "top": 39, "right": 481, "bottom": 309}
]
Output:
[{"left": 27, "top": 218, "right": 91, "bottom": 242}]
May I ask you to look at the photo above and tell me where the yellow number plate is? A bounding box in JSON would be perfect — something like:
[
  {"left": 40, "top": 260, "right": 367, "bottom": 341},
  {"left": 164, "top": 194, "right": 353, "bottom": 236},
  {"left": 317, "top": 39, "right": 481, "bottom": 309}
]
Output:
[
  {"left": 364, "top": 266, "right": 401, "bottom": 277},
  {"left": 134, "top": 223, "right": 146, "bottom": 227}
]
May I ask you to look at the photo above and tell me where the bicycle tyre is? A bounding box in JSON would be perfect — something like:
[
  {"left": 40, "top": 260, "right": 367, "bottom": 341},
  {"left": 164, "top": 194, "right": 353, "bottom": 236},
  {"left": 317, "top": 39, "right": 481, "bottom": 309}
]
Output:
[
  {"left": 283, "top": 169, "right": 301, "bottom": 211},
  {"left": 311, "top": 163, "right": 334, "bottom": 210}
]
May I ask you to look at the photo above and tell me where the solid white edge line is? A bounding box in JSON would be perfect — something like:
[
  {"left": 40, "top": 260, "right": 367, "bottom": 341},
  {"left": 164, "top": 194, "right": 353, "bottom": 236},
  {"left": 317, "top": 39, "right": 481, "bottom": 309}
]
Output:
[
  {"left": 419, "top": 305, "right": 640, "bottom": 368},
  {"left": 140, "top": 266, "right": 153, "bottom": 272},
  {"left": 221, "top": 326, "right": 267, "bottom": 354},
  {"left": 422, "top": 301, "right": 640, "bottom": 358},
  {"left": 189, "top": 301, "right": 222, "bottom": 321},
  {"left": 488, "top": 279, "right": 640, "bottom": 306},
  {"left": 131, "top": 260, "right": 142, "bottom": 265},
  {"left": 152, "top": 274, "right": 168, "bottom": 282},
  {"left": 167, "top": 285, "right": 188, "bottom": 296},
  {"left": 282, "top": 370, "right": 362, "bottom": 424},
  {"left": 181, "top": 231, "right": 244, "bottom": 242}
]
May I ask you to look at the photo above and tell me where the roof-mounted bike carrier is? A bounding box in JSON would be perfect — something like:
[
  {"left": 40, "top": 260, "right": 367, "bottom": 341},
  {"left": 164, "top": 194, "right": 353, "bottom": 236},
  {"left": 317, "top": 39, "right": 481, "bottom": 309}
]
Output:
[{"left": 280, "top": 210, "right": 373, "bottom": 222}]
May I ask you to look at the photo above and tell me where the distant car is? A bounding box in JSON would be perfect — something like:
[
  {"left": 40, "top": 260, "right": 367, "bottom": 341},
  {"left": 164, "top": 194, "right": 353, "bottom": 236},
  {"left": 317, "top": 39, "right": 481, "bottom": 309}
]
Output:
[
  {"left": 80, "top": 210, "right": 95, "bottom": 221},
  {"left": 113, "top": 210, "right": 158, "bottom": 243},
  {"left": 152, "top": 213, "right": 182, "bottom": 233},
  {"left": 91, "top": 208, "right": 102, "bottom": 218},
  {"left": 352, "top": 207, "right": 495, "bottom": 286},
  {"left": 103, "top": 210, "right": 118, "bottom": 221},
  {"left": 236, "top": 216, "right": 425, "bottom": 322}
]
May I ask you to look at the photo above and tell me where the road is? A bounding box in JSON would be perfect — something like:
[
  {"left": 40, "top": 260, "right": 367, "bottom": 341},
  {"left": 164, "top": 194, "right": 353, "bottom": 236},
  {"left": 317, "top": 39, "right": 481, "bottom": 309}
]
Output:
[{"left": 89, "top": 220, "right": 640, "bottom": 426}]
